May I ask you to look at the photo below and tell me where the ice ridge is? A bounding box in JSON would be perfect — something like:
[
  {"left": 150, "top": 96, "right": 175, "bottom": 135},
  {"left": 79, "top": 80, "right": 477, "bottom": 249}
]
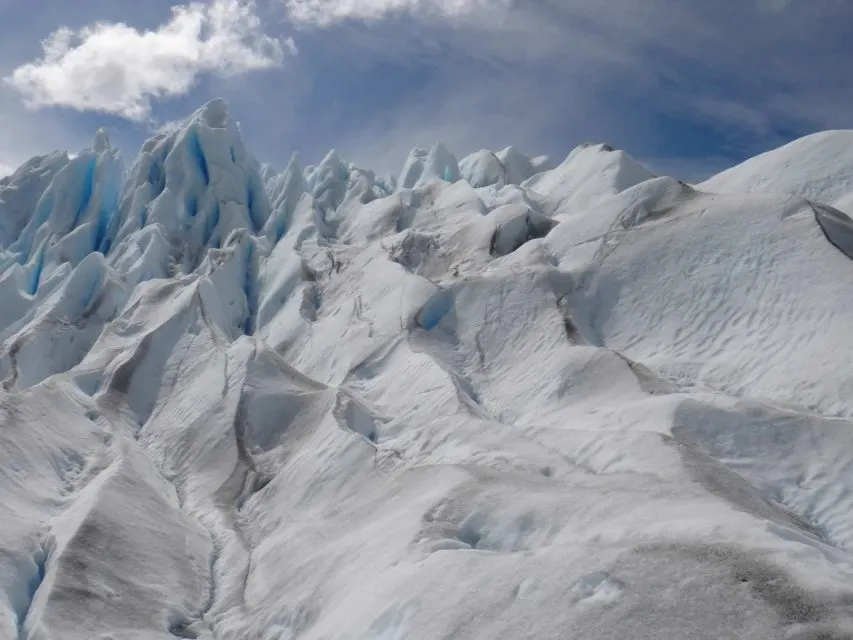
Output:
[{"left": 2, "top": 99, "right": 853, "bottom": 639}]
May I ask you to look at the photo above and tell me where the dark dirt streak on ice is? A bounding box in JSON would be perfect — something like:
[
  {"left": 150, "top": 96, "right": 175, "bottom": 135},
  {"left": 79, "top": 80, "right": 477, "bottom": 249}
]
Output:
[
  {"left": 2, "top": 340, "right": 21, "bottom": 391},
  {"left": 620, "top": 541, "right": 853, "bottom": 638},
  {"left": 224, "top": 355, "right": 266, "bottom": 609},
  {"left": 667, "top": 433, "right": 833, "bottom": 545},
  {"left": 12, "top": 419, "right": 115, "bottom": 639},
  {"left": 177, "top": 355, "right": 236, "bottom": 638},
  {"left": 178, "top": 346, "right": 263, "bottom": 637},
  {"left": 93, "top": 296, "right": 244, "bottom": 638}
]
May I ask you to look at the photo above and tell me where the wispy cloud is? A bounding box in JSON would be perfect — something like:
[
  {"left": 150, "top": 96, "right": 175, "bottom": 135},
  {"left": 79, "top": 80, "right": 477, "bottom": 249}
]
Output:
[
  {"left": 333, "top": 71, "right": 562, "bottom": 175},
  {"left": 4, "top": 0, "right": 293, "bottom": 122},
  {"left": 322, "top": 0, "right": 853, "bottom": 155},
  {"left": 284, "top": 0, "right": 509, "bottom": 27},
  {"left": 2, "top": 0, "right": 849, "bottom": 181}
]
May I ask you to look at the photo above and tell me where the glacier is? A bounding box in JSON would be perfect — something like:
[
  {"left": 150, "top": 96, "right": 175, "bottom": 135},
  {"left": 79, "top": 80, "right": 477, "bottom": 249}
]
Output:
[{"left": 2, "top": 98, "right": 853, "bottom": 639}]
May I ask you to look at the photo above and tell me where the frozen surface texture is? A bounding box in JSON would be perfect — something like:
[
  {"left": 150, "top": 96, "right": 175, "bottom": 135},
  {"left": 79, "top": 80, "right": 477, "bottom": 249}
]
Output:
[{"left": 3, "top": 101, "right": 853, "bottom": 639}]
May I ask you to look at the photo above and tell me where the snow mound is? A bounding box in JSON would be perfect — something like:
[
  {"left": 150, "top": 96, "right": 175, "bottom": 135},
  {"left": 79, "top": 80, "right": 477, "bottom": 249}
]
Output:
[
  {"left": 2, "top": 101, "right": 853, "bottom": 639},
  {"left": 459, "top": 147, "right": 552, "bottom": 189},
  {"left": 523, "top": 142, "right": 657, "bottom": 215},
  {"left": 700, "top": 130, "right": 853, "bottom": 212}
]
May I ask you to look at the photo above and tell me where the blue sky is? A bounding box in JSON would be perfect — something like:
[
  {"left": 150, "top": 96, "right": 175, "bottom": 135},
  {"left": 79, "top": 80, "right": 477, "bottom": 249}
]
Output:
[{"left": 0, "top": 0, "right": 851, "bottom": 181}]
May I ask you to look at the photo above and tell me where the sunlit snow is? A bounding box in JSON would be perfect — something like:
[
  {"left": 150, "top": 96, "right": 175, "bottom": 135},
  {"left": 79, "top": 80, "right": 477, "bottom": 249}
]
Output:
[{"left": 2, "top": 99, "right": 853, "bottom": 639}]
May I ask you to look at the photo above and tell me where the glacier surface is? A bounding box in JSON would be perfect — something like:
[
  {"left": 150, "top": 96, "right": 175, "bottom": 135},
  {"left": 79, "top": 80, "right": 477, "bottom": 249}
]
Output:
[{"left": 2, "top": 99, "right": 853, "bottom": 639}]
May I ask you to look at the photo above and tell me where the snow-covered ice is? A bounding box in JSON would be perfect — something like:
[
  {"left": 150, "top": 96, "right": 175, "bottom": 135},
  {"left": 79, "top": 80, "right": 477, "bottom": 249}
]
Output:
[
  {"left": 699, "top": 130, "right": 853, "bottom": 213},
  {"left": 3, "top": 100, "right": 853, "bottom": 638}
]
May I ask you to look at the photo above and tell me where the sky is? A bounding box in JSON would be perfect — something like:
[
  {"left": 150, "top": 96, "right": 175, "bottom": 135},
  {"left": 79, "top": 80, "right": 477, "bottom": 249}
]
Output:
[{"left": 0, "top": 0, "right": 851, "bottom": 182}]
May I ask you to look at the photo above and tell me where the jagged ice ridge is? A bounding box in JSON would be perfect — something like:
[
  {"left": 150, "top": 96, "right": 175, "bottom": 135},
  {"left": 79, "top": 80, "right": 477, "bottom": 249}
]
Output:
[{"left": 2, "top": 99, "right": 853, "bottom": 639}]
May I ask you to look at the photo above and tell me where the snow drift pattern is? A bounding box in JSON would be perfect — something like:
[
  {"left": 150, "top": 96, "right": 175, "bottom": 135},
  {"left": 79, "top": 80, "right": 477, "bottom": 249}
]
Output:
[{"left": 2, "top": 99, "right": 853, "bottom": 638}]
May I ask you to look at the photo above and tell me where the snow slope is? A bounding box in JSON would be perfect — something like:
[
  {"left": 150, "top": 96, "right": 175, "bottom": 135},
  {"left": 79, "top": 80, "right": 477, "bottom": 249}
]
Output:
[
  {"left": 700, "top": 130, "right": 853, "bottom": 213},
  {"left": 3, "top": 101, "right": 853, "bottom": 639}
]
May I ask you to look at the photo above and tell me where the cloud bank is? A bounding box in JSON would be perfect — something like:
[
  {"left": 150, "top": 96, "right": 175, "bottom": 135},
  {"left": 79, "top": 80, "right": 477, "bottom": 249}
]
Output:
[{"left": 4, "top": 0, "right": 292, "bottom": 121}]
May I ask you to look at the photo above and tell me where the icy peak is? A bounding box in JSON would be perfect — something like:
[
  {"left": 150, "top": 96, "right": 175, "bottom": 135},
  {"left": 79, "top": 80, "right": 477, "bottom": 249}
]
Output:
[
  {"left": 112, "top": 98, "right": 271, "bottom": 270},
  {"left": 459, "top": 150, "right": 504, "bottom": 188},
  {"left": 306, "top": 149, "right": 351, "bottom": 212},
  {"left": 0, "top": 151, "right": 70, "bottom": 248},
  {"left": 200, "top": 97, "right": 230, "bottom": 129},
  {"left": 425, "top": 142, "right": 460, "bottom": 184},
  {"left": 398, "top": 143, "right": 460, "bottom": 190},
  {"left": 92, "top": 128, "right": 111, "bottom": 154},
  {"left": 496, "top": 146, "right": 533, "bottom": 181},
  {"left": 458, "top": 146, "right": 549, "bottom": 189},
  {"left": 285, "top": 151, "right": 302, "bottom": 172},
  {"left": 399, "top": 147, "right": 428, "bottom": 190},
  {"left": 523, "top": 141, "right": 655, "bottom": 214},
  {"left": 4, "top": 130, "right": 124, "bottom": 291},
  {"left": 269, "top": 152, "right": 307, "bottom": 208},
  {"left": 263, "top": 152, "right": 310, "bottom": 242},
  {"left": 316, "top": 149, "right": 347, "bottom": 178}
]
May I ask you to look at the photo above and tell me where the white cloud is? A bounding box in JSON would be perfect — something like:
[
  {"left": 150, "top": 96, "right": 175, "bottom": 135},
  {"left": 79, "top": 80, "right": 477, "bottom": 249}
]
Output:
[
  {"left": 4, "top": 0, "right": 293, "bottom": 121},
  {"left": 285, "top": 0, "right": 509, "bottom": 26}
]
